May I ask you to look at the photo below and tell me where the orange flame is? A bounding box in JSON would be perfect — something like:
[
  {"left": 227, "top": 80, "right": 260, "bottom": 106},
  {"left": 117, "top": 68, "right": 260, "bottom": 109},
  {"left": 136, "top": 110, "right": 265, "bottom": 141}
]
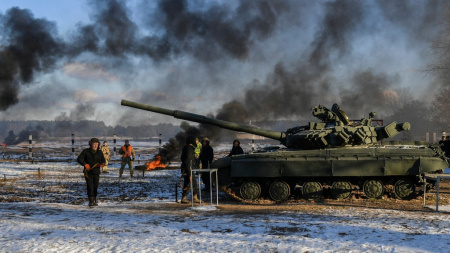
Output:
[{"left": 145, "top": 155, "right": 166, "bottom": 170}]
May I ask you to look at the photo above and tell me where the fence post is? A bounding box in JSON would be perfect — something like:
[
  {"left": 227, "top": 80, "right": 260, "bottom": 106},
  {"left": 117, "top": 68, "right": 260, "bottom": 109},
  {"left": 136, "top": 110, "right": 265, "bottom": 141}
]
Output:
[
  {"left": 29, "top": 134, "right": 33, "bottom": 160},
  {"left": 71, "top": 134, "right": 75, "bottom": 160}
]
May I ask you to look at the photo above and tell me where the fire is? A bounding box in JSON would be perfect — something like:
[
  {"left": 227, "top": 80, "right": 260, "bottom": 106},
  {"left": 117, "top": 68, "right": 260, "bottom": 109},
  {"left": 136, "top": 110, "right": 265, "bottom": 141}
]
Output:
[{"left": 145, "top": 155, "right": 166, "bottom": 170}]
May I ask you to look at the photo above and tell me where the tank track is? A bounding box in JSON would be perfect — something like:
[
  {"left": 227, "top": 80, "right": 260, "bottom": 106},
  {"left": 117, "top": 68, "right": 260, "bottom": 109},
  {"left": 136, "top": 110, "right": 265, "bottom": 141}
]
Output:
[{"left": 219, "top": 185, "right": 251, "bottom": 203}]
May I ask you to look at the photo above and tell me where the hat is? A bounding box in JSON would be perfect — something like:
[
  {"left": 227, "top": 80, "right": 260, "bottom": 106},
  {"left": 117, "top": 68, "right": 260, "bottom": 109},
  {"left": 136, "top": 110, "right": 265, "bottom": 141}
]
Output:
[
  {"left": 186, "top": 136, "right": 196, "bottom": 146},
  {"left": 125, "top": 140, "right": 129, "bottom": 143},
  {"left": 89, "top": 138, "right": 100, "bottom": 146}
]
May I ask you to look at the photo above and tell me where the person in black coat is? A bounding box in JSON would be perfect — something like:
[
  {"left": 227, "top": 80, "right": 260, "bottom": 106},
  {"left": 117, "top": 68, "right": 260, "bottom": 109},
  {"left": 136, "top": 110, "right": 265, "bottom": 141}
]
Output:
[
  {"left": 77, "top": 138, "right": 105, "bottom": 207},
  {"left": 199, "top": 138, "right": 214, "bottom": 190},
  {"left": 227, "top": 139, "right": 244, "bottom": 157},
  {"left": 180, "top": 136, "right": 200, "bottom": 203}
]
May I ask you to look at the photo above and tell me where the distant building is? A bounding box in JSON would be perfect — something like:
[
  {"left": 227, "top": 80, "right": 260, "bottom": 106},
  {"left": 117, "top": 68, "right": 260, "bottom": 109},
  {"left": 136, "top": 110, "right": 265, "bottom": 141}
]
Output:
[
  {"left": 235, "top": 121, "right": 266, "bottom": 140},
  {"left": 235, "top": 132, "right": 266, "bottom": 140}
]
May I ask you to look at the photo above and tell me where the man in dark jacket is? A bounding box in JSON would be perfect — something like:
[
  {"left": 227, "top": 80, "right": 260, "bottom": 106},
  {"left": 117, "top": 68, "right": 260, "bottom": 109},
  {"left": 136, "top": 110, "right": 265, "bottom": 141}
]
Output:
[
  {"left": 227, "top": 139, "right": 244, "bottom": 157},
  {"left": 77, "top": 138, "right": 105, "bottom": 207},
  {"left": 199, "top": 137, "right": 214, "bottom": 190},
  {"left": 180, "top": 136, "right": 200, "bottom": 204}
]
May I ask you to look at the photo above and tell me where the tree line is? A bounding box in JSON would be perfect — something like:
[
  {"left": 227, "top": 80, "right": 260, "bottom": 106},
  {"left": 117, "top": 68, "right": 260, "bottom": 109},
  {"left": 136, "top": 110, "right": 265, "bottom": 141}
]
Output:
[{"left": 0, "top": 120, "right": 180, "bottom": 144}]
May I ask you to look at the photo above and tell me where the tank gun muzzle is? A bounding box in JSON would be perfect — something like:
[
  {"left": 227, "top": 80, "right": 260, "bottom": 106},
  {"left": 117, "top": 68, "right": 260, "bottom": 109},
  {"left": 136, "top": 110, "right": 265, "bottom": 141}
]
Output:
[{"left": 376, "top": 121, "right": 411, "bottom": 140}]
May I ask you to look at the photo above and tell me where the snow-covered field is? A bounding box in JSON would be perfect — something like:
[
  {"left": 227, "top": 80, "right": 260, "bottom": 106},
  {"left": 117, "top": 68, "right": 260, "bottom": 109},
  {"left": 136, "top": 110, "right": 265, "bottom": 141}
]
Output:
[
  {"left": 0, "top": 161, "right": 449, "bottom": 252},
  {"left": 1, "top": 140, "right": 450, "bottom": 252}
]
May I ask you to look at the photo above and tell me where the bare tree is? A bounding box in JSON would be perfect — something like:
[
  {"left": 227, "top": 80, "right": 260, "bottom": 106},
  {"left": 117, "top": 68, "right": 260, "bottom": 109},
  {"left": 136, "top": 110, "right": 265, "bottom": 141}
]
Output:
[
  {"left": 429, "top": 5, "right": 450, "bottom": 86},
  {"left": 431, "top": 88, "right": 450, "bottom": 131}
]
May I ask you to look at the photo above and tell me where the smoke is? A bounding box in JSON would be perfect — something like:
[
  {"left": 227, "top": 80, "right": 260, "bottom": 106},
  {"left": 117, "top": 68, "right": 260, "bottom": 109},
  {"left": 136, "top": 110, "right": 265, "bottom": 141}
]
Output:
[
  {"left": 152, "top": 0, "right": 447, "bottom": 161},
  {"left": 0, "top": 7, "right": 64, "bottom": 110},
  {"left": 69, "top": 0, "right": 137, "bottom": 57},
  {"left": 339, "top": 71, "right": 400, "bottom": 116},
  {"left": 150, "top": 0, "right": 287, "bottom": 61},
  {"left": 53, "top": 103, "right": 96, "bottom": 136},
  {"left": 0, "top": 0, "right": 448, "bottom": 157},
  {"left": 54, "top": 103, "right": 95, "bottom": 121},
  {"left": 309, "top": 0, "right": 364, "bottom": 70},
  {"left": 67, "top": 0, "right": 288, "bottom": 62},
  {"left": 3, "top": 125, "right": 44, "bottom": 145}
]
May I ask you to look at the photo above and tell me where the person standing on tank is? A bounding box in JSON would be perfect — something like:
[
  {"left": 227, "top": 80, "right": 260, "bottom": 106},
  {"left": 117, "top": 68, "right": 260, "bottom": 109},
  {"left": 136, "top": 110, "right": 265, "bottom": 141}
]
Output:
[
  {"left": 180, "top": 136, "right": 200, "bottom": 204},
  {"left": 227, "top": 139, "right": 244, "bottom": 157},
  {"left": 77, "top": 138, "right": 105, "bottom": 207},
  {"left": 199, "top": 137, "right": 214, "bottom": 190},
  {"left": 119, "top": 140, "right": 135, "bottom": 178}
]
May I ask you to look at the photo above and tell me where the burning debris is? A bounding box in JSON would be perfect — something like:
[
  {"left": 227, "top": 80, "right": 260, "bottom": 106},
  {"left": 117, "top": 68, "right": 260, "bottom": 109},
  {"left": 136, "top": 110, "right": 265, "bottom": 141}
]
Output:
[{"left": 145, "top": 155, "right": 166, "bottom": 170}]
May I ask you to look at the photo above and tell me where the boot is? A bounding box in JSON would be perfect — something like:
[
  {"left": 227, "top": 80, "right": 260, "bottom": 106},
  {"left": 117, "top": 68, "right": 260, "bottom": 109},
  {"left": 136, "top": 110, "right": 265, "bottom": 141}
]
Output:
[
  {"left": 93, "top": 197, "right": 98, "bottom": 206},
  {"left": 193, "top": 194, "right": 200, "bottom": 203},
  {"left": 88, "top": 197, "right": 95, "bottom": 207},
  {"left": 181, "top": 196, "right": 189, "bottom": 204}
]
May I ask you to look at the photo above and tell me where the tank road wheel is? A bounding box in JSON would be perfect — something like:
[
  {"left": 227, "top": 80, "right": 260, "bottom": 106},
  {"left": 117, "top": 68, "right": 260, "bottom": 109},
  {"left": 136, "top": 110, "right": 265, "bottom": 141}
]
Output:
[
  {"left": 394, "top": 179, "right": 416, "bottom": 199},
  {"left": 302, "top": 181, "right": 323, "bottom": 199},
  {"left": 269, "top": 181, "right": 291, "bottom": 201},
  {"left": 363, "top": 179, "right": 384, "bottom": 199},
  {"left": 331, "top": 180, "right": 352, "bottom": 199},
  {"left": 240, "top": 181, "right": 261, "bottom": 201}
]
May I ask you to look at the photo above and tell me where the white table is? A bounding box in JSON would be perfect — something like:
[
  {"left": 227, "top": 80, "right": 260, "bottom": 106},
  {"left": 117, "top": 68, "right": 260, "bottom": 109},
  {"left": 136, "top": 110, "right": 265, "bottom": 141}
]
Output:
[
  {"left": 423, "top": 173, "right": 450, "bottom": 212},
  {"left": 190, "top": 168, "right": 219, "bottom": 207}
]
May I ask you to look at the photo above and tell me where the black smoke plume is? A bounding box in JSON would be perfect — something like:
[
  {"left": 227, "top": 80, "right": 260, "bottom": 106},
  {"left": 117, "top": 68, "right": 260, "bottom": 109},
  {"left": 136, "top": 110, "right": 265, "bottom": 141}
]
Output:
[
  {"left": 0, "top": 0, "right": 447, "bottom": 160},
  {"left": 158, "top": 0, "right": 445, "bottom": 162},
  {"left": 0, "top": 7, "right": 64, "bottom": 110},
  {"left": 3, "top": 125, "right": 44, "bottom": 145}
]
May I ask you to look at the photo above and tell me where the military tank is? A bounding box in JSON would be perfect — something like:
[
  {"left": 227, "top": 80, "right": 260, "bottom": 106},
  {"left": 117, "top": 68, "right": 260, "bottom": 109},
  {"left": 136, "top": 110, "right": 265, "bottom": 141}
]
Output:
[{"left": 121, "top": 99, "right": 448, "bottom": 201}]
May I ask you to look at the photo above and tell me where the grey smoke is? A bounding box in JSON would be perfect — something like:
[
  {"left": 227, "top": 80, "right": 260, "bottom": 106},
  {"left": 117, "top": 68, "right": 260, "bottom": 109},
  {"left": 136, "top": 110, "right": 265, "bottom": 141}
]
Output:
[{"left": 0, "top": 0, "right": 448, "bottom": 153}]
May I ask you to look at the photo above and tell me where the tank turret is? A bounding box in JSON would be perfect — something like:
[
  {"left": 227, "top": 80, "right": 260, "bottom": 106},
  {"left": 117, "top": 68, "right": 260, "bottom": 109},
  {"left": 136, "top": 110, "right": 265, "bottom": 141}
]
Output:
[{"left": 121, "top": 99, "right": 410, "bottom": 150}]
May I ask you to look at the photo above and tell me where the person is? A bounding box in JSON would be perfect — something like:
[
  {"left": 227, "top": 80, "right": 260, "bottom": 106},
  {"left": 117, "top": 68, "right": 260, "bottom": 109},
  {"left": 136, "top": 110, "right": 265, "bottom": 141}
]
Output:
[
  {"left": 445, "top": 136, "right": 450, "bottom": 157},
  {"left": 101, "top": 141, "right": 111, "bottom": 173},
  {"left": 227, "top": 139, "right": 244, "bottom": 157},
  {"left": 77, "top": 138, "right": 105, "bottom": 207},
  {"left": 199, "top": 138, "right": 214, "bottom": 190},
  {"left": 194, "top": 137, "right": 202, "bottom": 160},
  {"left": 119, "top": 140, "right": 135, "bottom": 178},
  {"left": 180, "top": 136, "right": 200, "bottom": 204}
]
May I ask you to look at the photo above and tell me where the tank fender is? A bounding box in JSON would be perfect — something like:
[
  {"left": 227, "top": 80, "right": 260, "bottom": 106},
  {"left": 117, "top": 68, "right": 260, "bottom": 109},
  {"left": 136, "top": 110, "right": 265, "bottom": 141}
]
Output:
[
  {"left": 419, "top": 156, "right": 447, "bottom": 174},
  {"left": 211, "top": 156, "right": 232, "bottom": 169}
]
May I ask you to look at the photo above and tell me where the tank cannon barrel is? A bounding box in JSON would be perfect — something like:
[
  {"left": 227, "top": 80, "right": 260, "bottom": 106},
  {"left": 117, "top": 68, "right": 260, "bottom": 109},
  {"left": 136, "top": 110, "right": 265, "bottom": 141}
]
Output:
[{"left": 121, "top": 99, "right": 286, "bottom": 141}]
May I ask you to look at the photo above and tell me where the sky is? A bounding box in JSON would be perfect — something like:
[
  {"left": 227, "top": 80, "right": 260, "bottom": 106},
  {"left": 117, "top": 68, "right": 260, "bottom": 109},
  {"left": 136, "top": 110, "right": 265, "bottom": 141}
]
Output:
[{"left": 0, "top": 0, "right": 447, "bottom": 127}]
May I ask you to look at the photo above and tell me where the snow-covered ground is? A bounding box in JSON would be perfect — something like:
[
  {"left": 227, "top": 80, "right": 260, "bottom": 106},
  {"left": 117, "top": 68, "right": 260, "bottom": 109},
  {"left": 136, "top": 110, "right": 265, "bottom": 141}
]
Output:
[
  {"left": 1, "top": 201, "right": 449, "bottom": 253},
  {"left": 1, "top": 160, "right": 449, "bottom": 252}
]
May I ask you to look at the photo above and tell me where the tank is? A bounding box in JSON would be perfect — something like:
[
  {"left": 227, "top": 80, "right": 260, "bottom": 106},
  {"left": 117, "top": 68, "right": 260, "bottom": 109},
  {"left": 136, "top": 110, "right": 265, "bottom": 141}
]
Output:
[{"left": 121, "top": 99, "right": 448, "bottom": 201}]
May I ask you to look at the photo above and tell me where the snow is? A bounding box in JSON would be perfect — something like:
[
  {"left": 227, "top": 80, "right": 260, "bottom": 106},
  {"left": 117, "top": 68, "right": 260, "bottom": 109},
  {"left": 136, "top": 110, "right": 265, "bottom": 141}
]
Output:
[
  {"left": 1, "top": 154, "right": 449, "bottom": 252},
  {"left": 1, "top": 201, "right": 449, "bottom": 252}
]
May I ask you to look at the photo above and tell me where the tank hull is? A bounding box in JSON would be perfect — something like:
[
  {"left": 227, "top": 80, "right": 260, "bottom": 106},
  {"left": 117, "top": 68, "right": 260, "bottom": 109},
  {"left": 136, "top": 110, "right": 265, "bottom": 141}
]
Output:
[{"left": 212, "top": 145, "right": 448, "bottom": 200}]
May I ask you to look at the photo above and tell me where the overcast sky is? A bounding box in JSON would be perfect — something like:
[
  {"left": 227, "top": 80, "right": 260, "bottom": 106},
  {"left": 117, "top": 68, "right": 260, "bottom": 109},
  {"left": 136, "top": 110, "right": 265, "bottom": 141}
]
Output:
[{"left": 0, "top": 0, "right": 446, "bottom": 126}]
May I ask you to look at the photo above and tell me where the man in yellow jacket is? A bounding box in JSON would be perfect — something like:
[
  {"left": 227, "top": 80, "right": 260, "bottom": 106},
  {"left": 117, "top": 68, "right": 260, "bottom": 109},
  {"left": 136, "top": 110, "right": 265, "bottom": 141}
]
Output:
[
  {"left": 119, "top": 140, "right": 135, "bottom": 178},
  {"left": 101, "top": 141, "right": 111, "bottom": 173}
]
